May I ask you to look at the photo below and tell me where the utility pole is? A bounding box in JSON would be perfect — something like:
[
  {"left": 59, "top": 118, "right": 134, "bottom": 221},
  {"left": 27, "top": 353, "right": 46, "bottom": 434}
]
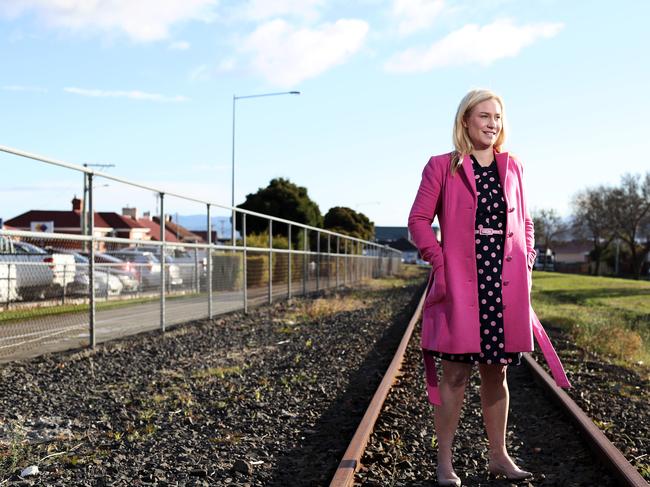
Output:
[{"left": 81, "top": 163, "right": 115, "bottom": 250}]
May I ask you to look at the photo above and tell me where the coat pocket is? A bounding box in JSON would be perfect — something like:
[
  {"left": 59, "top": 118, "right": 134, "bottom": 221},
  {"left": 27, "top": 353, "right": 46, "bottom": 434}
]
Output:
[
  {"left": 527, "top": 250, "right": 536, "bottom": 271},
  {"left": 425, "top": 265, "right": 446, "bottom": 308}
]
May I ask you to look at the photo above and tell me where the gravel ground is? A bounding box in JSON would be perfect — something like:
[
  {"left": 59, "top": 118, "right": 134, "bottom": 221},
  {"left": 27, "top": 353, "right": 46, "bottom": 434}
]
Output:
[
  {"left": 355, "top": 320, "right": 649, "bottom": 485},
  {"left": 354, "top": 329, "right": 618, "bottom": 486},
  {"left": 529, "top": 326, "right": 649, "bottom": 480},
  {"left": 0, "top": 269, "right": 424, "bottom": 486}
]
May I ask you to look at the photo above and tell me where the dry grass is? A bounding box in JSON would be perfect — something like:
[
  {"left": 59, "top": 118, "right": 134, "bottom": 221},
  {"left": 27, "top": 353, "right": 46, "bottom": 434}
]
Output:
[{"left": 532, "top": 271, "right": 650, "bottom": 374}]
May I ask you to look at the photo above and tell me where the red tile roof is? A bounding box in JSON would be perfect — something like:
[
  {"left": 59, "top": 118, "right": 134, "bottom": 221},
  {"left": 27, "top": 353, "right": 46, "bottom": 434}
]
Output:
[
  {"left": 153, "top": 217, "right": 204, "bottom": 243},
  {"left": 99, "top": 212, "right": 145, "bottom": 229},
  {"left": 136, "top": 218, "right": 180, "bottom": 242},
  {"left": 5, "top": 210, "right": 114, "bottom": 228}
]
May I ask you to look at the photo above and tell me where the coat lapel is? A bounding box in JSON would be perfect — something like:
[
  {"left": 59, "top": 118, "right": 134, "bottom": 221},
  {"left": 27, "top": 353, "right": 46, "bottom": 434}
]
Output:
[
  {"left": 494, "top": 150, "right": 510, "bottom": 208},
  {"left": 460, "top": 154, "right": 478, "bottom": 205}
]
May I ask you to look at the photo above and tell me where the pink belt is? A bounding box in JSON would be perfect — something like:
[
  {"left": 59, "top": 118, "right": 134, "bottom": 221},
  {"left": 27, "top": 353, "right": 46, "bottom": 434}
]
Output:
[
  {"left": 475, "top": 227, "right": 503, "bottom": 235},
  {"left": 422, "top": 308, "right": 571, "bottom": 405}
]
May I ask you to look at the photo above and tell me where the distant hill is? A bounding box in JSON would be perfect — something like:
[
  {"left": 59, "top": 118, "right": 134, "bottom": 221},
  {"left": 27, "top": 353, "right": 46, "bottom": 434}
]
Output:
[{"left": 174, "top": 215, "right": 237, "bottom": 240}]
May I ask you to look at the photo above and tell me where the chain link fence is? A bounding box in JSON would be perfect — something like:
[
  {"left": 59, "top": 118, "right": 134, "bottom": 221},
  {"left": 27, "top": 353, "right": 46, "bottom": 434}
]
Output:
[{"left": 0, "top": 145, "right": 401, "bottom": 362}]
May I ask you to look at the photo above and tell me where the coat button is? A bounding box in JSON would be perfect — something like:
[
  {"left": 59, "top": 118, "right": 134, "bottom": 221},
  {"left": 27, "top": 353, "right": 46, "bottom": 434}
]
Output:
[
  {"left": 503, "top": 304, "right": 507, "bottom": 310},
  {"left": 506, "top": 255, "right": 512, "bottom": 262},
  {"left": 507, "top": 231, "right": 514, "bottom": 237},
  {"left": 503, "top": 280, "right": 510, "bottom": 286},
  {"left": 508, "top": 207, "right": 515, "bottom": 212}
]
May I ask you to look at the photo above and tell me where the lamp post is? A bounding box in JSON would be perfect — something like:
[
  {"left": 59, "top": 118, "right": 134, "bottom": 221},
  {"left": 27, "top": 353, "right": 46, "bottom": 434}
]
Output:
[{"left": 231, "top": 90, "right": 300, "bottom": 245}]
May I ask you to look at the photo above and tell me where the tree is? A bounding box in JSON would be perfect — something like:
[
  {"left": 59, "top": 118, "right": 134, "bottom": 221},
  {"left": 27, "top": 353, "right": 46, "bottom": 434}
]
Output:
[
  {"left": 609, "top": 172, "right": 650, "bottom": 278},
  {"left": 571, "top": 185, "right": 617, "bottom": 275},
  {"left": 235, "top": 178, "right": 323, "bottom": 239},
  {"left": 323, "top": 206, "right": 375, "bottom": 241},
  {"left": 532, "top": 208, "right": 569, "bottom": 270}
]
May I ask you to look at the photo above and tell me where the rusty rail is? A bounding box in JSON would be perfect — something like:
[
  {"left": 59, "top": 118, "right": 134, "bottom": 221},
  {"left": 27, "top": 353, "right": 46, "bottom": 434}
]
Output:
[
  {"left": 331, "top": 278, "right": 648, "bottom": 487},
  {"left": 523, "top": 353, "right": 648, "bottom": 487},
  {"left": 330, "top": 286, "right": 426, "bottom": 486}
]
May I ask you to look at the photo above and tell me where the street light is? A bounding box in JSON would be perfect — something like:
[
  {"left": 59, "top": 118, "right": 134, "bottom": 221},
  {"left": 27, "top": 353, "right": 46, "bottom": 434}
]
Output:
[{"left": 231, "top": 90, "right": 301, "bottom": 245}]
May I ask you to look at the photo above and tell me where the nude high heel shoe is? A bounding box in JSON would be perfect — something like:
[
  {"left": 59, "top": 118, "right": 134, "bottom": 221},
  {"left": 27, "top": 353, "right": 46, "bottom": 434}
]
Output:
[
  {"left": 487, "top": 460, "right": 533, "bottom": 480},
  {"left": 436, "top": 470, "right": 461, "bottom": 486}
]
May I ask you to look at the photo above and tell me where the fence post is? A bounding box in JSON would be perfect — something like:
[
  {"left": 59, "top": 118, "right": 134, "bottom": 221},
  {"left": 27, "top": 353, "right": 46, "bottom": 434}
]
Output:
[
  {"left": 243, "top": 212, "right": 248, "bottom": 314},
  {"left": 316, "top": 231, "right": 320, "bottom": 292},
  {"left": 268, "top": 219, "right": 272, "bottom": 304},
  {"left": 358, "top": 241, "right": 361, "bottom": 282},
  {"left": 327, "top": 234, "right": 331, "bottom": 290},
  {"left": 344, "top": 239, "right": 347, "bottom": 286},
  {"left": 207, "top": 204, "right": 213, "bottom": 319},
  {"left": 303, "top": 228, "right": 307, "bottom": 296},
  {"left": 288, "top": 224, "right": 292, "bottom": 301},
  {"left": 159, "top": 192, "right": 166, "bottom": 332},
  {"left": 336, "top": 236, "right": 340, "bottom": 288},
  {"left": 88, "top": 173, "right": 96, "bottom": 348}
]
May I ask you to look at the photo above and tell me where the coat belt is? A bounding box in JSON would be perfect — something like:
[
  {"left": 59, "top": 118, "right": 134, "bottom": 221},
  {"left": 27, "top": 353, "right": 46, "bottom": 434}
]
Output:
[{"left": 422, "top": 307, "right": 571, "bottom": 405}]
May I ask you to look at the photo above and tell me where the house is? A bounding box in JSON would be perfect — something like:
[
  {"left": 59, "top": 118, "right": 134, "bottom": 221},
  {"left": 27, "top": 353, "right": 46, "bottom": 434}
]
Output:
[
  {"left": 131, "top": 213, "right": 180, "bottom": 243},
  {"left": 5, "top": 197, "right": 149, "bottom": 250},
  {"left": 153, "top": 216, "right": 204, "bottom": 244},
  {"left": 552, "top": 240, "right": 592, "bottom": 264},
  {"left": 374, "top": 225, "right": 441, "bottom": 263},
  {"left": 5, "top": 197, "right": 203, "bottom": 250}
]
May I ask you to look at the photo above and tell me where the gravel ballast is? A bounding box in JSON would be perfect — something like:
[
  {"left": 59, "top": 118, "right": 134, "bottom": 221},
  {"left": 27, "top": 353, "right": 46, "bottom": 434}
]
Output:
[
  {"left": 355, "top": 312, "right": 648, "bottom": 485},
  {"left": 0, "top": 270, "right": 424, "bottom": 485}
]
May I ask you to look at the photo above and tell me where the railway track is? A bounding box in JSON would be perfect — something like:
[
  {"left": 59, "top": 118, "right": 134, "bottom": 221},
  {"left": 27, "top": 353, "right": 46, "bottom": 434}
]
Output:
[{"left": 330, "top": 286, "right": 649, "bottom": 486}]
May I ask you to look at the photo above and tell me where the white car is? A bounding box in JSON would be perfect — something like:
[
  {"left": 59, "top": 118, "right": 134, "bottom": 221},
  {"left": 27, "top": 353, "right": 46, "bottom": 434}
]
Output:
[{"left": 0, "top": 238, "right": 76, "bottom": 300}]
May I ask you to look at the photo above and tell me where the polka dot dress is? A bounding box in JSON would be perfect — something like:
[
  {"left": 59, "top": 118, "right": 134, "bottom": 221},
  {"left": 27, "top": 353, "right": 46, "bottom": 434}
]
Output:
[{"left": 430, "top": 155, "right": 522, "bottom": 366}]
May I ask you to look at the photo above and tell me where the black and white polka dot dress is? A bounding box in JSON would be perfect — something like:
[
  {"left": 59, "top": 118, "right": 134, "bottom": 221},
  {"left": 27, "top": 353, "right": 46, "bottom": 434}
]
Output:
[{"left": 431, "top": 155, "right": 522, "bottom": 366}]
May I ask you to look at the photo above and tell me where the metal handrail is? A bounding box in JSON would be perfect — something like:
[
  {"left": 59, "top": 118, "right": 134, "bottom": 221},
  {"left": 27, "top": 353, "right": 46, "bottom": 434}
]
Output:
[
  {"left": 0, "top": 144, "right": 399, "bottom": 250},
  {"left": 0, "top": 230, "right": 381, "bottom": 256}
]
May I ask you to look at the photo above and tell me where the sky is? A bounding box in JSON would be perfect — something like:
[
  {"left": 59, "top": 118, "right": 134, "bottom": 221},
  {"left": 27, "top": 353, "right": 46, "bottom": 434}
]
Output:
[{"left": 1, "top": 0, "right": 649, "bottom": 229}]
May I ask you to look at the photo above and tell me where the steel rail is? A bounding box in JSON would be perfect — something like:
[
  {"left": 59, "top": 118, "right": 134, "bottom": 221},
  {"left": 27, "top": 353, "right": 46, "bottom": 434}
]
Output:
[
  {"left": 522, "top": 353, "right": 648, "bottom": 487},
  {"left": 330, "top": 283, "right": 426, "bottom": 486},
  {"left": 330, "top": 278, "right": 648, "bottom": 487}
]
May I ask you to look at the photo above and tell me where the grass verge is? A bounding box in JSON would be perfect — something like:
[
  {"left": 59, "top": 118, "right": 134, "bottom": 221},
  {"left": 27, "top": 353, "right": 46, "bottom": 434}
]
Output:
[{"left": 531, "top": 271, "right": 650, "bottom": 374}]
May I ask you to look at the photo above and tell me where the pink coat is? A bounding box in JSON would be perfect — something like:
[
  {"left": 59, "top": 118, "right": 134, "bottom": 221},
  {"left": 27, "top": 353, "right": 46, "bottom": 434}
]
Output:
[{"left": 408, "top": 150, "right": 571, "bottom": 404}]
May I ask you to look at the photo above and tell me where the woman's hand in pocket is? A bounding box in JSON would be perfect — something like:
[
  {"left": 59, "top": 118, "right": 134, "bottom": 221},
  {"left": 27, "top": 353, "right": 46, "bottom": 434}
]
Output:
[{"left": 425, "top": 265, "right": 446, "bottom": 307}]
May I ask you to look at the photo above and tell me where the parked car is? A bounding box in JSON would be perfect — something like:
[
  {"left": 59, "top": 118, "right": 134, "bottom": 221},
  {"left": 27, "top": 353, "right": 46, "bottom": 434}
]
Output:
[
  {"left": 162, "top": 254, "right": 183, "bottom": 288},
  {"left": 0, "top": 238, "right": 18, "bottom": 302},
  {"left": 0, "top": 237, "right": 75, "bottom": 300},
  {"left": 158, "top": 247, "right": 205, "bottom": 289},
  {"left": 86, "top": 252, "right": 139, "bottom": 293},
  {"left": 46, "top": 248, "right": 123, "bottom": 297},
  {"left": 107, "top": 249, "right": 169, "bottom": 290},
  {"left": 115, "top": 247, "right": 184, "bottom": 289}
]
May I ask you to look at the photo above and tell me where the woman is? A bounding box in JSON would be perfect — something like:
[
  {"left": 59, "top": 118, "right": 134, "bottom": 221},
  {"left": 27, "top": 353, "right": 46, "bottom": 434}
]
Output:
[{"left": 407, "top": 89, "right": 571, "bottom": 486}]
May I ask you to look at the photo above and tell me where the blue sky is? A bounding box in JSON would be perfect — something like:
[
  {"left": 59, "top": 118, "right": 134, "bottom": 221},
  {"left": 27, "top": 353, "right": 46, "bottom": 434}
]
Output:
[{"left": 1, "top": 0, "right": 649, "bottom": 228}]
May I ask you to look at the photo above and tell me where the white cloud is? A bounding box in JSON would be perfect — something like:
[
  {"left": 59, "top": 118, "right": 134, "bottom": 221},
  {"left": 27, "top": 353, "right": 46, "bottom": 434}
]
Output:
[
  {"left": 0, "top": 0, "right": 217, "bottom": 42},
  {"left": 64, "top": 87, "right": 189, "bottom": 103},
  {"left": 2, "top": 85, "right": 48, "bottom": 93},
  {"left": 169, "top": 40, "right": 191, "bottom": 50},
  {"left": 241, "top": 18, "right": 369, "bottom": 86},
  {"left": 235, "top": 0, "right": 326, "bottom": 22},
  {"left": 216, "top": 57, "right": 236, "bottom": 73},
  {"left": 189, "top": 64, "right": 210, "bottom": 81},
  {"left": 385, "top": 18, "right": 564, "bottom": 72},
  {"left": 392, "top": 0, "right": 445, "bottom": 35}
]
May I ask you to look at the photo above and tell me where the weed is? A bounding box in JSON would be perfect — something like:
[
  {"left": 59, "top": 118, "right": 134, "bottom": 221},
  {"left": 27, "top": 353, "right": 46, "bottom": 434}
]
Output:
[{"left": 191, "top": 366, "right": 241, "bottom": 380}]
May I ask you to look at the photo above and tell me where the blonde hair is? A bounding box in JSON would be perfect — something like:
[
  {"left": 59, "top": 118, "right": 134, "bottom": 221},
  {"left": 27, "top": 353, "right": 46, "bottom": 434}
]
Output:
[{"left": 451, "top": 89, "right": 507, "bottom": 175}]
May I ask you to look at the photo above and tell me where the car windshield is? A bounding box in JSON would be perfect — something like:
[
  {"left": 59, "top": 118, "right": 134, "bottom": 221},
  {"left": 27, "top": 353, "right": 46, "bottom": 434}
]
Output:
[
  {"left": 14, "top": 242, "right": 47, "bottom": 254},
  {"left": 94, "top": 253, "right": 125, "bottom": 264}
]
